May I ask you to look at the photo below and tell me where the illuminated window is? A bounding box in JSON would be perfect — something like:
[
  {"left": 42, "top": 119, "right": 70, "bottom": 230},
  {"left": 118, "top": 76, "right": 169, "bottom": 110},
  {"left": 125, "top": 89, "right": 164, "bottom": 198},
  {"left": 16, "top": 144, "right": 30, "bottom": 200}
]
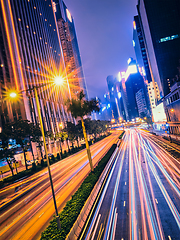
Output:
[
  {"left": 34, "top": 6, "right": 36, "bottom": 9},
  {"left": 45, "top": 42, "right": 47, "bottom": 44},
  {"left": 54, "top": 50, "right": 56, "bottom": 52},
  {"left": 40, "top": 37, "right": 42, "bottom": 40},
  {"left": 33, "top": 32, "right": 36, "bottom": 34},
  {"left": 49, "top": 4, "right": 51, "bottom": 7},
  {"left": 45, "top": 19, "right": 47, "bottom": 21},
  {"left": 40, "top": 13, "right": 42, "bottom": 15},
  {"left": 50, "top": 46, "right": 52, "bottom": 48},
  {"left": 49, "top": 24, "right": 51, "bottom": 27},
  {"left": 54, "top": 29, "right": 56, "bottom": 31},
  {"left": 1, "top": 64, "right": 4, "bottom": 67},
  {"left": 26, "top": 25, "right": 29, "bottom": 28},
  {"left": 18, "top": 18, "right": 21, "bottom": 21}
]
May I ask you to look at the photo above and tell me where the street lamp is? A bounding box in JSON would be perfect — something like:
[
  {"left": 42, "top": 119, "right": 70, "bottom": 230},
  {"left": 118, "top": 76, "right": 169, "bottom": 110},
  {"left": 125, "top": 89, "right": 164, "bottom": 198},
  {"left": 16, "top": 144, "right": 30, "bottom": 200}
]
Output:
[{"left": 8, "top": 80, "right": 62, "bottom": 230}]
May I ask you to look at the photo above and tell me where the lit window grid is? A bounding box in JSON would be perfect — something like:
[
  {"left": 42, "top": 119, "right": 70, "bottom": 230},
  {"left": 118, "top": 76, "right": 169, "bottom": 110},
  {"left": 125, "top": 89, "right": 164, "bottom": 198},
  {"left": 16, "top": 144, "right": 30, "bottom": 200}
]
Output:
[{"left": 3, "top": 0, "right": 66, "bottom": 131}]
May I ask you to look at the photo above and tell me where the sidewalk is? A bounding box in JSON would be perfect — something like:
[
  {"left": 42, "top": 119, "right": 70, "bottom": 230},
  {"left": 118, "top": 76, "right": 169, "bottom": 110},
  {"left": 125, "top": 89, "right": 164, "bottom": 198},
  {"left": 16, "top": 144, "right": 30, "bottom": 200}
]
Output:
[{"left": 148, "top": 129, "right": 180, "bottom": 152}]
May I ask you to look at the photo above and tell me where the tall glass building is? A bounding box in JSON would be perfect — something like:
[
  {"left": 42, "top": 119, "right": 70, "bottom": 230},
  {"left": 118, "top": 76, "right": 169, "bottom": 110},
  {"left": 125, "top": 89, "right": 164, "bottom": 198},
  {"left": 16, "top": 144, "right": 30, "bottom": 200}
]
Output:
[
  {"left": 54, "top": 0, "right": 87, "bottom": 98},
  {"left": 137, "top": 0, "right": 180, "bottom": 97},
  {"left": 0, "top": 0, "right": 74, "bottom": 132}
]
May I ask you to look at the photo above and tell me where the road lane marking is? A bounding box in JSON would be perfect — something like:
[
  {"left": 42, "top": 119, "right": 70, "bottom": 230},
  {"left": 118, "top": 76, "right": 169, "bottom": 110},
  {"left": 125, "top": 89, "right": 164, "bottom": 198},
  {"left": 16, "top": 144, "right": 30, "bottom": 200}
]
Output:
[
  {"left": 38, "top": 212, "right": 44, "bottom": 218},
  {"left": 168, "top": 236, "right": 172, "bottom": 240},
  {"left": 125, "top": 182, "right": 126, "bottom": 185},
  {"left": 123, "top": 201, "right": 126, "bottom": 207},
  {"left": 91, "top": 214, "right": 101, "bottom": 240},
  {"left": 155, "top": 199, "right": 158, "bottom": 204}
]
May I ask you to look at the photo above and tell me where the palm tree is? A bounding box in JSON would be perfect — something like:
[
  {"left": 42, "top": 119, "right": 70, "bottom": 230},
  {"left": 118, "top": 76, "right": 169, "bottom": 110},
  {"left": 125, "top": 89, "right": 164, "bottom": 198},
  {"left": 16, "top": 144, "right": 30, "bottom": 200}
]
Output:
[{"left": 67, "top": 91, "right": 100, "bottom": 172}]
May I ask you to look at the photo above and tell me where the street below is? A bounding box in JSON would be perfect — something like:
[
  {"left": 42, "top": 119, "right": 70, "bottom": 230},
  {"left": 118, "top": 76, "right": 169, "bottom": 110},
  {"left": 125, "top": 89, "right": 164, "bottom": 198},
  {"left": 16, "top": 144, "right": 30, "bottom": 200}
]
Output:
[
  {"left": 0, "top": 131, "right": 119, "bottom": 240},
  {"left": 82, "top": 129, "right": 180, "bottom": 240}
]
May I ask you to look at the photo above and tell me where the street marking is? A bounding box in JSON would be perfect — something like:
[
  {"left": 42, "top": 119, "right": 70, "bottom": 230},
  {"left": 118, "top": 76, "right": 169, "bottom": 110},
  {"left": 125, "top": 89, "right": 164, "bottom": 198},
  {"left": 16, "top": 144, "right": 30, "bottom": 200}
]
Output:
[
  {"left": 126, "top": 170, "right": 127, "bottom": 172},
  {"left": 39, "top": 212, "right": 44, "bottom": 218},
  {"left": 91, "top": 214, "right": 101, "bottom": 240},
  {"left": 168, "top": 236, "right": 172, "bottom": 240},
  {"left": 155, "top": 199, "right": 158, "bottom": 204},
  {"left": 125, "top": 182, "right": 126, "bottom": 185},
  {"left": 123, "top": 201, "right": 126, "bottom": 207}
]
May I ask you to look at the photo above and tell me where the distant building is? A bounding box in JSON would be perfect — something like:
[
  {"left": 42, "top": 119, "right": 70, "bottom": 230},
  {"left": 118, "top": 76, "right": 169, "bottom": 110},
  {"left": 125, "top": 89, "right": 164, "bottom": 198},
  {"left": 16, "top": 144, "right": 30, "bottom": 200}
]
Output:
[
  {"left": 55, "top": 0, "right": 87, "bottom": 98},
  {"left": 137, "top": 0, "right": 180, "bottom": 97},
  {"left": 106, "top": 75, "right": 118, "bottom": 120},
  {"left": 147, "top": 82, "right": 160, "bottom": 111},
  {"left": 136, "top": 88, "right": 148, "bottom": 118},
  {"left": 120, "top": 59, "right": 150, "bottom": 121}
]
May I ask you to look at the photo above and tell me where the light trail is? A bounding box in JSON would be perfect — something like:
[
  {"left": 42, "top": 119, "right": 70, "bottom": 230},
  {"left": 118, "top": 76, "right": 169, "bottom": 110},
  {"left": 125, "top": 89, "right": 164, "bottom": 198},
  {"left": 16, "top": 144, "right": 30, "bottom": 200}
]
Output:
[
  {"left": 81, "top": 129, "right": 180, "bottom": 240},
  {"left": 0, "top": 132, "right": 120, "bottom": 240}
]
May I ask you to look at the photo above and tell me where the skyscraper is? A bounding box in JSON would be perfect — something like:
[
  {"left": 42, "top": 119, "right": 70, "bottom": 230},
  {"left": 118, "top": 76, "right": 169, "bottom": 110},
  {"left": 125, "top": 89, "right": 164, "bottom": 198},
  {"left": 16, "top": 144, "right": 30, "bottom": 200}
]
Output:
[
  {"left": 133, "top": 15, "right": 152, "bottom": 84},
  {"left": 120, "top": 59, "right": 150, "bottom": 121},
  {"left": 0, "top": 0, "right": 71, "bottom": 131},
  {"left": 54, "top": 0, "right": 87, "bottom": 98},
  {"left": 137, "top": 0, "right": 180, "bottom": 97}
]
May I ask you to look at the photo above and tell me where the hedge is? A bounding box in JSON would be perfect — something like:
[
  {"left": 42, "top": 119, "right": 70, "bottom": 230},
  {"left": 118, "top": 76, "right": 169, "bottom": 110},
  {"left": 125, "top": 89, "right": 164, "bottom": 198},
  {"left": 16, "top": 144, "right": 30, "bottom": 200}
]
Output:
[{"left": 40, "top": 143, "right": 117, "bottom": 240}]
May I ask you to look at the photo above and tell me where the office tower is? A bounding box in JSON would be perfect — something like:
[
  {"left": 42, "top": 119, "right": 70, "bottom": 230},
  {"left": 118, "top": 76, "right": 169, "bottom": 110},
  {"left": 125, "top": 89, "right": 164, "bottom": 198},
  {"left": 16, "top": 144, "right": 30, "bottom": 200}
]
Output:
[
  {"left": 0, "top": 0, "right": 70, "bottom": 131},
  {"left": 136, "top": 88, "right": 148, "bottom": 118},
  {"left": 137, "top": 0, "right": 180, "bottom": 97},
  {"left": 147, "top": 82, "right": 160, "bottom": 110},
  {"left": 54, "top": 0, "right": 87, "bottom": 98},
  {"left": 120, "top": 59, "right": 150, "bottom": 121},
  {"left": 147, "top": 81, "right": 166, "bottom": 122},
  {"left": 106, "top": 75, "right": 118, "bottom": 120},
  {"left": 133, "top": 15, "right": 152, "bottom": 83}
]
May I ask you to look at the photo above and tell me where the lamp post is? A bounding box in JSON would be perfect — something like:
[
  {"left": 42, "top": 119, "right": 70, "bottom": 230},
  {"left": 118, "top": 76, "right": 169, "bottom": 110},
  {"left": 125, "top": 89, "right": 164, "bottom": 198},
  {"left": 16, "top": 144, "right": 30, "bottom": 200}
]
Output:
[
  {"left": 8, "top": 80, "right": 64, "bottom": 230},
  {"left": 33, "top": 86, "right": 61, "bottom": 229}
]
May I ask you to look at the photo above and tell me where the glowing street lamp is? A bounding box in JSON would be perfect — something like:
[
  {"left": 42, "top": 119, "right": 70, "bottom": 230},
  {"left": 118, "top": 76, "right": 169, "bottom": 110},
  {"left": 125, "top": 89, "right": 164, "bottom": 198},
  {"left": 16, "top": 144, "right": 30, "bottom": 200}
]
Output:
[
  {"left": 9, "top": 92, "right": 17, "bottom": 98},
  {"left": 54, "top": 76, "right": 64, "bottom": 86}
]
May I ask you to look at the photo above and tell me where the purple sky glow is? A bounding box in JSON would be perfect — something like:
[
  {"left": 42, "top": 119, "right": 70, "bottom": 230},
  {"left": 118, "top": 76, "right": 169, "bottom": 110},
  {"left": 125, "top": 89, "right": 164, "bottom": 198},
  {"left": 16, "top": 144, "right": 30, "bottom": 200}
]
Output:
[{"left": 64, "top": 0, "right": 137, "bottom": 100}]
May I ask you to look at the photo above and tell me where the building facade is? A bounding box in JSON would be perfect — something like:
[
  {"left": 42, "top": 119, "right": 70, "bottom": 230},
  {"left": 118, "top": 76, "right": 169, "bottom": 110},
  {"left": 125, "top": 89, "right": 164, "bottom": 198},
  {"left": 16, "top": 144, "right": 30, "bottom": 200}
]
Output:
[
  {"left": 120, "top": 59, "right": 150, "bottom": 121},
  {"left": 0, "top": 0, "right": 72, "bottom": 133},
  {"left": 137, "top": 0, "right": 180, "bottom": 97},
  {"left": 54, "top": 0, "right": 87, "bottom": 98},
  {"left": 133, "top": 15, "right": 152, "bottom": 84},
  {"left": 163, "top": 82, "right": 180, "bottom": 135}
]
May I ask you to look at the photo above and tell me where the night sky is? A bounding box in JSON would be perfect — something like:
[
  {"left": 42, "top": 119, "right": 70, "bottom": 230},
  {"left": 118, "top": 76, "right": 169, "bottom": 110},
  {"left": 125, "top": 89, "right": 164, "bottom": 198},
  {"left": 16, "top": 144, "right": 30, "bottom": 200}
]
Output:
[{"left": 64, "top": 0, "right": 137, "bottom": 100}]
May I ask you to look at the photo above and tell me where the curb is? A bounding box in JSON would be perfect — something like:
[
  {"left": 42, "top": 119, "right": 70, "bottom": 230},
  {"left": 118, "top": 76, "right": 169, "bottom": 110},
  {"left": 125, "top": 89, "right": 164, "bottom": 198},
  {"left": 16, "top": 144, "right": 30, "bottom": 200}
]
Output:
[{"left": 66, "top": 141, "right": 121, "bottom": 240}]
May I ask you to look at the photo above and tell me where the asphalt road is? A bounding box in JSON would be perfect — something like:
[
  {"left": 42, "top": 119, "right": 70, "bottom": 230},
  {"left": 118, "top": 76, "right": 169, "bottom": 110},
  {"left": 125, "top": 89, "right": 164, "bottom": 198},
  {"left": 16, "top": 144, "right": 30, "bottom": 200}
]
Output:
[
  {"left": 82, "top": 129, "right": 180, "bottom": 240},
  {"left": 0, "top": 131, "right": 120, "bottom": 240}
]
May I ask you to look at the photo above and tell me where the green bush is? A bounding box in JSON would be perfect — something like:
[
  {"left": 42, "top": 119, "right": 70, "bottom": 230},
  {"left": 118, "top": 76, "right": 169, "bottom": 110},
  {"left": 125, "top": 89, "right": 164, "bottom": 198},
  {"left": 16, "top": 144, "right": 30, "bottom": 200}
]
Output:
[
  {"left": 51, "top": 155, "right": 55, "bottom": 162},
  {"left": 56, "top": 153, "right": 60, "bottom": 160},
  {"left": 31, "top": 162, "right": 36, "bottom": 171},
  {"left": 41, "top": 159, "right": 45, "bottom": 167},
  {"left": 41, "top": 144, "right": 117, "bottom": 240},
  {"left": 119, "top": 131, "right": 125, "bottom": 139}
]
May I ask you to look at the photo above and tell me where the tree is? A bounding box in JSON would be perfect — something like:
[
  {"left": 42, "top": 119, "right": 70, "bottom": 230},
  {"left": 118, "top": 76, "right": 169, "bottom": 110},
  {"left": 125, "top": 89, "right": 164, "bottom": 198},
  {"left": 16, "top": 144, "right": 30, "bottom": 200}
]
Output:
[
  {"left": 55, "top": 131, "right": 68, "bottom": 156},
  {"left": 31, "top": 124, "right": 43, "bottom": 160},
  {"left": 9, "top": 120, "right": 35, "bottom": 170},
  {"left": 64, "top": 122, "right": 77, "bottom": 148},
  {"left": 67, "top": 91, "right": 100, "bottom": 172}
]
